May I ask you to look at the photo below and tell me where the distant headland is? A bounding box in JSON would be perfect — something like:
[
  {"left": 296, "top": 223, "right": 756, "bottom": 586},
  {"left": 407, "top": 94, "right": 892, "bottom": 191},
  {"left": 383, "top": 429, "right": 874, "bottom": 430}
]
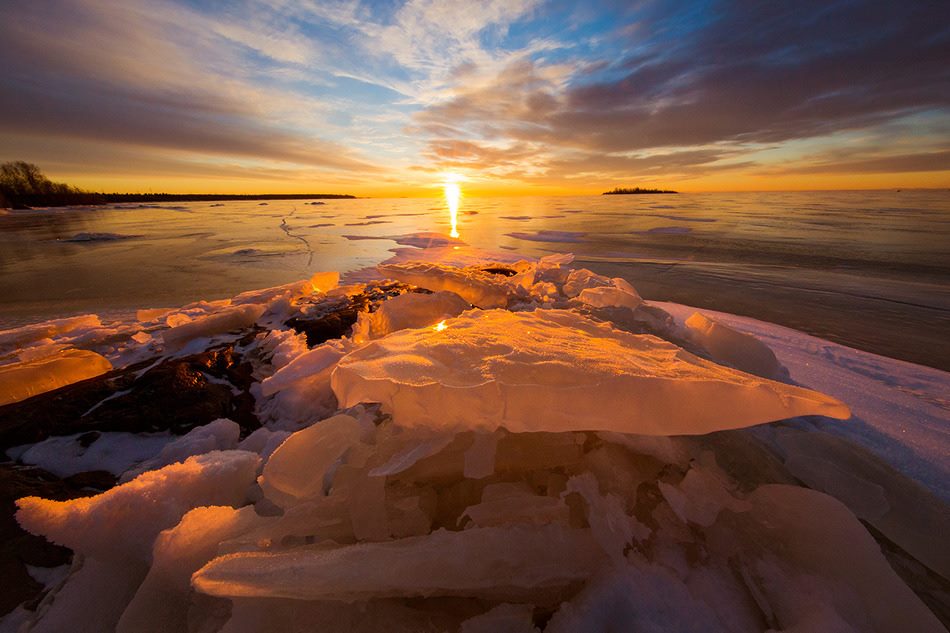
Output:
[
  {"left": 602, "top": 187, "right": 678, "bottom": 195},
  {"left": 0, "top": 161, "right": 354, "bottom": 209}
]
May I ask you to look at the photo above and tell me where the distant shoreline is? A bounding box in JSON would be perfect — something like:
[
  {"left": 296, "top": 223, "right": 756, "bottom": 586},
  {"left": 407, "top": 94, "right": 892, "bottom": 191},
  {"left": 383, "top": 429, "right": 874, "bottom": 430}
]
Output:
[
  {"left": 602, "top": 187, "right": 678, "bottom": 195},
  {"left": 3, "top": 192, "right": 356, "bottom": 209}
]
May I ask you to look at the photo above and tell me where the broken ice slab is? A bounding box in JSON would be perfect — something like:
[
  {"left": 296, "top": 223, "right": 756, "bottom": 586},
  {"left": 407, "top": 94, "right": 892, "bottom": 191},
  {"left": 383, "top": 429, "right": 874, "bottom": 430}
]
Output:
[
  {"left": 331, "top": 309, "right": 850, "bottom": 436},
  {"left": 162, "top": 304, "right": 266, "bottom": 350},
  {"left": 0, "top": 314, "right": 101, "bottom": 351},
  {"left": 193, "top": 524, "right": 607, "bottom": 602},
  {"left": 351, "top": 290, "right": 470, "bottom": 343},
  {"left": 0, "top": 348, "right": 112, "bottom": 406}
]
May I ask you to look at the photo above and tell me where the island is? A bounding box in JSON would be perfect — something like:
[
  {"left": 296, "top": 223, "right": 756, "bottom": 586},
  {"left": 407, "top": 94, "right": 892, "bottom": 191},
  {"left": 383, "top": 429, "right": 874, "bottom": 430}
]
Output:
[{"left": 602, "top": 186, "right": 678, "bottom": 195}]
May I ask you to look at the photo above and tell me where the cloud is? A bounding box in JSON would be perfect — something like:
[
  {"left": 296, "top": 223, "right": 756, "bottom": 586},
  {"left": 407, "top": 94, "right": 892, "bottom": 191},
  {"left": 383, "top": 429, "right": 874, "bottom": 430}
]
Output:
[
  {"left": 414, "top": 0, "right": 950, "bottom": 184},
  {"left": 0, "top": 0, "right": 378, "bottom": 175}
]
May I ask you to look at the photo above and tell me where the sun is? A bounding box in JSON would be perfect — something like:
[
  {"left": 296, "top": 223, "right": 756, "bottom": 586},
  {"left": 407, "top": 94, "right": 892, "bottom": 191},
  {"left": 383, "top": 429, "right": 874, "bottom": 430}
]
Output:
[{"left": 442, "top": 174, "right": 463, "bottom": 239}]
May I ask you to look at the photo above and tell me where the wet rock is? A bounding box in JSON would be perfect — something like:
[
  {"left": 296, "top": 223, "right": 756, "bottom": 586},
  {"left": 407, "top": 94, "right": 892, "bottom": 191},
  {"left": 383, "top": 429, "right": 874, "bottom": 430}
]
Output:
[{"left": 0, "top": 343, "right": 260, "bottom": 451}]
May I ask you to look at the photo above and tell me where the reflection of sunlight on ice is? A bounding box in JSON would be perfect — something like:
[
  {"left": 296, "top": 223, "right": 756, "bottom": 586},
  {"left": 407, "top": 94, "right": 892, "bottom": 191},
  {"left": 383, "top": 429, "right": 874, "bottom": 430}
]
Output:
[{"left": 443, "top": 177, "right": 461, "bottom": 238}]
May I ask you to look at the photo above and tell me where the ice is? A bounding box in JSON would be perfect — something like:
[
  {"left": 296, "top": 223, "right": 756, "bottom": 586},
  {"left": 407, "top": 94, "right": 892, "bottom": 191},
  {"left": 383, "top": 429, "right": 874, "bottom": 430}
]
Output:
[
  {"left": 655, "top": 300, "right": 950, "bottom": 500},
  {"left": 237, "top": 427, "right": 292, "bottom": 462},
  {"left": 193, "top": 525, "right": 607, "bottom": 601},
  {"left": 5, "top": 253, "right": 947, "bottom": 631},
  {"left": 12, "top": 431, "right": 174, "bottom": 478},
  {"left": 351, "top": 290, "right": 470, "bottom": 343},
  {"left": 460, "top": 482, "right": 569, "bottom": 528},
  {"left": 231, "top": 271, "right": 339, "bottom": 307},
  {"left": 735, "top": 484, "right": 944, "bottom": 632},
  {"left": 257, "top": 339, "right": 351, "bottom": 428},
  {"left": 16, "top": 451, "right": 260, "bottom": 562},
  {"left": 774, "top": 428, "right": 950, "bottom": 578},
  {"left": 576, "top": 277, "right": 642, "bottom": 311},
  {"left": 561, "top": 268, "right": 611, "bottom": 297},
  {"left": 367, "top": 432, "right": 456, "bottom": 477},
  {"left": 684, "top": 311, "right": 784, "bottom": 379},
  {"left": 332, "top": 309, "right": 850, "bottom": 436},
  {"left": 657, "top": 466, "right": 749, "bottom": 527},
  {"left": 120, "top": 419, "right": 241, "bottom": 482},
  {"left": 463, "top": 432, "right": 498, "bottom": 479},
  {"left": 0, "top": 348, "right": 112, "bottom": 406},
  {"left": 23, "top": 557, "right": 147, "bottom": 633},
  {"left": 162, "top": 303, "right": 266, "bottom": 349},
  {"left": 564, "top": 473, "right": 642, "bottom": 561},
  {"left": 116, "top": 506, "right": 263, "bottom": 633},
  {"left": 258, "top": 328, "right": 309, "bottom": 370},
  {"left": 135, "top": 307, "right": 173, "bottom": 322},
  {"left": 0, "top": 314, "right": 101, "bottom": 351},
  {"left": 376, "top": 262, "right": 516, "bottom": 308},
  {"left": 257, "top": 414, "right": 363, "bottom": 508}
]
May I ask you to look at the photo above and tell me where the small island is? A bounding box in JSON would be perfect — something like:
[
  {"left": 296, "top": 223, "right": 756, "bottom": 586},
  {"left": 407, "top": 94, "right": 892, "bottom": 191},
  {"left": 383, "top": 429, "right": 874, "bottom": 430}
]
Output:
[{"left": 602, "top": 186, "right": 678, "bottom": 195}]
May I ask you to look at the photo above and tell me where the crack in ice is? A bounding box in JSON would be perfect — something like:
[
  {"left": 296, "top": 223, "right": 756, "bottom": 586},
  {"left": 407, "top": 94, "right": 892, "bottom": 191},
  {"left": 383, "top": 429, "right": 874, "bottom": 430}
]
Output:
[{"left": 279, "top": 207, "right": 315, "bottom": 269}]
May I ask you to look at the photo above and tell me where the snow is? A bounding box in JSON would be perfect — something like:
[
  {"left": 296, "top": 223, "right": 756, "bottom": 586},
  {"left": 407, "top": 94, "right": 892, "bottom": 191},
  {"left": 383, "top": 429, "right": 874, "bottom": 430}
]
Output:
[
  {"left": 120, "top": 419, "right": 241, "bottom": 482},
  {"left": 11, "top": 432, "right": 175, "bottom": 478},
  {"left": 331, "top": 309, "right": 849, "bottom": 435},
  {"left": 16, "top": 450, "right": 260, "bottom": 562}
]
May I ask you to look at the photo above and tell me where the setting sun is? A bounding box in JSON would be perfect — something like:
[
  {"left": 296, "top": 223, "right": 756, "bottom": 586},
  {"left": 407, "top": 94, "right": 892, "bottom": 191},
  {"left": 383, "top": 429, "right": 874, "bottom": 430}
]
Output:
[{"left": 442, "top": 176, "right": 461, "bottom": 239}]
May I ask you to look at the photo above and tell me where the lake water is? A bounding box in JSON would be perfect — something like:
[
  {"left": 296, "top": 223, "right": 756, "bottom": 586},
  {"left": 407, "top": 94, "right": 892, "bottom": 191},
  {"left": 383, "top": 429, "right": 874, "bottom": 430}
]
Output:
[{"left": 1, "top": 190, "right": 948, "bottom": 369}]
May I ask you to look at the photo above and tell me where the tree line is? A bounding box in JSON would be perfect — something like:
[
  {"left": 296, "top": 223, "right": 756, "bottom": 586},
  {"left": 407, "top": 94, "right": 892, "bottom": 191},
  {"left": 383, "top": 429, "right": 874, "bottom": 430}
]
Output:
[
  {"left": 0, "top": 161, "right": 355, "bottom": 209},
  {"left": 602, "top": 186, "right": 678, "bottom": 195}
]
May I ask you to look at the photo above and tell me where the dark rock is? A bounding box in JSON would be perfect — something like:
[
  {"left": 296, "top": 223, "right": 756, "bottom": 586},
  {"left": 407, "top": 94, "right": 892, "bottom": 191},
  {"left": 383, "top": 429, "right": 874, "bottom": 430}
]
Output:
[
  {"left": 0, "top": 342, "right": 261, "bottom": 451},
  {"left": 77, "top": 431, "right": 100, "bottom": 448},
  {"left": 0, "top": 463, "right": 101, "bottom": 616}
]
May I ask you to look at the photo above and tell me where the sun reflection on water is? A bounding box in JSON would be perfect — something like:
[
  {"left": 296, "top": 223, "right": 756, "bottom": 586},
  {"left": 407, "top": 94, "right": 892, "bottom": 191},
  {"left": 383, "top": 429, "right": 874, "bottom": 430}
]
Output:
[{"left": 443, "top": 176, "right": 461, "bottom": 238}]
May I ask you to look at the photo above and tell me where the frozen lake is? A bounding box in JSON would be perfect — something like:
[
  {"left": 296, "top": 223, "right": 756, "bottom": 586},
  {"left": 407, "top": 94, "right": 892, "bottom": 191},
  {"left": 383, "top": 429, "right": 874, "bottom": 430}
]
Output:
[{"left": 1, "top": 190, "right": 948, "bottom": 369}]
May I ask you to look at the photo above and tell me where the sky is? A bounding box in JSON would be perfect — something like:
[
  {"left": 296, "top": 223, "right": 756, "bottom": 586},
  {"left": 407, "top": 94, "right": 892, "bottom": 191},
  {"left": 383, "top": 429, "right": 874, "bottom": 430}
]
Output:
[{"left": 1, "top": 0, "right": 948, "bottom": 196}]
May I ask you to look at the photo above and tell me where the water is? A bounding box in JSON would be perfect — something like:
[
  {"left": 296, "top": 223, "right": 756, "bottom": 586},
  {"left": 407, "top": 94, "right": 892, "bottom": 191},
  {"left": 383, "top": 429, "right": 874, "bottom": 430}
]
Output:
[{"left": 1, "top": 190, "right": 948, "bottom": 369}]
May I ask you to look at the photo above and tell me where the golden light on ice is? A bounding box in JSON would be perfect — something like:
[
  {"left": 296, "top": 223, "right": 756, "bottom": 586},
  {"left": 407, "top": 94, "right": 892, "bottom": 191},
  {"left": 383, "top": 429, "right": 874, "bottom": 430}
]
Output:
[
  {"left": 442, "top": 174, "right": 462, "bottom": 238},
  {"left": 433, "top": 319, "right": 447, "bottom": 332}
]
